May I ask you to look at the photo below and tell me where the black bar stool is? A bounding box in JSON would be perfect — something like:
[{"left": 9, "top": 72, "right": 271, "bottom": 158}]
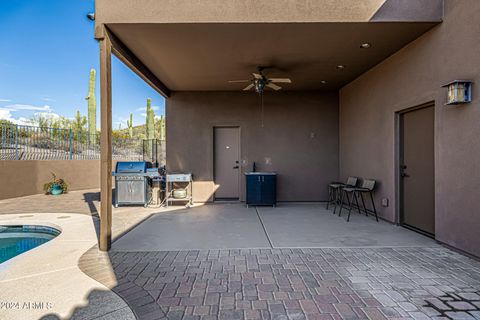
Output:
[
  {"left": 327, "top": 177, "right": 358, "bottom": 214},
  {"left": 339, "top": 179, "right": 378, "bottom": 222}
]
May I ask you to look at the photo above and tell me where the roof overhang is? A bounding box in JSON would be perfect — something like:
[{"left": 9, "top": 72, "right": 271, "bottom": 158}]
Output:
[
  {"left": 95, "top": 0, "right": 443, "bottom": 25},
  {"left": 95, "top": 0, "right": 443, "bottom": 93}
]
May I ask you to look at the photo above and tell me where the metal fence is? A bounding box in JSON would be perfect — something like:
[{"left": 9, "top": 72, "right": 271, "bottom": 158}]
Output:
[{"left": 0, "top": 124, "right": 165, "bottom": 163}]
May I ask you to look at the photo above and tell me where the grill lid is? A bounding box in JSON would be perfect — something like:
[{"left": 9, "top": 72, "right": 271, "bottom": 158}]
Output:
[{"left": 115, "top": 161, "right": 149, "bottom": 173}]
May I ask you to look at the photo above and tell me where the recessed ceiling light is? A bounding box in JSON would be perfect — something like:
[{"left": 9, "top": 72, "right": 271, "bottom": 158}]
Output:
[
  {"left": 321, "top": 80, "right": 327, "bottom": 84},
  {"left": 336, "top": 65, "right": 345, "bottom": 70},
  {"left": 360, "top": 43, "right": 371, "bottom": 49}
]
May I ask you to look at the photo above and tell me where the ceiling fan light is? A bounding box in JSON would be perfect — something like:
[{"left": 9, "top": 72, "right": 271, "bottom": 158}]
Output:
[
  {"left": 336, "top": 65, "right": 345, "bottom": 70},
  {"left": 254, "top": 79, "right": 265, "bottom": 94}
]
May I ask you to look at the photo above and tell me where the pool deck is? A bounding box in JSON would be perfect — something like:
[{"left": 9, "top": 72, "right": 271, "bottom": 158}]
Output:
[{"left": 0, "top": 213, "right": 134, "bottom": 320}]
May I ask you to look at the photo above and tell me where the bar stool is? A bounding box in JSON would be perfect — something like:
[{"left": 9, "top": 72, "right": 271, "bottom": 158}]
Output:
[
  {"left": 327, "top": 177, "right": 358, "bottom": 214},
  {"left": 339, "top": 179, "right": 378, "bottom": 222}
]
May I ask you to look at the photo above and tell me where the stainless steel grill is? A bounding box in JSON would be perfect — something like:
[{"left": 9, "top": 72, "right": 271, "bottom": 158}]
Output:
[{"left": 113, "top": 161, "right": 152, "bottom": 207}]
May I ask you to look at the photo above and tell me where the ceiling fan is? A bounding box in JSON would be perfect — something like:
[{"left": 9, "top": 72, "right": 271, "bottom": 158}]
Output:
[{"left": 228, "top": 67, "right": 292, "bottom": 94}]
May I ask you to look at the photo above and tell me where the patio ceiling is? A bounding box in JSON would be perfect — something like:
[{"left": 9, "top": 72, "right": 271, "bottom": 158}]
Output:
[{"left": 107, "top": 22, "right": 438, "bottom": 91}]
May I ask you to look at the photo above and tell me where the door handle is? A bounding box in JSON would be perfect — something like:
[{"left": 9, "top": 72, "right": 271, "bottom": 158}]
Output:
[
  {"left": 233, "top": 165, "right": 239, "bottom": 169},
  {"left": 400, "top": 165, "right": 410, "bottom": 178}
]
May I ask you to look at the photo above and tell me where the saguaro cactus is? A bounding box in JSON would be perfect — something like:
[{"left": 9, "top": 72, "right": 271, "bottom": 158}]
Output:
[
  {"left": 158, "top": 115, "right": 166, "bottom": 140},
  {"left": 86, "top": 69, "right": 96, "bottom": 139},
  {"left": 146, "top": 98, "right": 155, "bottom": 140},
  {"left": 127, "top": 113, "right": 134, "bottom": 138},
  {"left": 72, "top": 110, "right": 87, "bottom": 135}
]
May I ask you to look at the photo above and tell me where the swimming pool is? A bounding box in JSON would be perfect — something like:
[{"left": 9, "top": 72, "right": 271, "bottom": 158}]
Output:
[{"left": 0, "top": 225, "right": 60, "bottom": 264}]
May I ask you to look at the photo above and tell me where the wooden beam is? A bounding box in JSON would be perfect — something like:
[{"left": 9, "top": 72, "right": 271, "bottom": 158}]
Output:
[
  {"left": 105, "top": 26, "right": 171, "bottom": 98},
  {"left": 99, "top": 27, "right": 113, "bottom": 251}
]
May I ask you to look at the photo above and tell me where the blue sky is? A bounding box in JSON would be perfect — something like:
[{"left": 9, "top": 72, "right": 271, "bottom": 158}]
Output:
[{"left": 0, "top": 0, "right": 164, "bottom": 128}]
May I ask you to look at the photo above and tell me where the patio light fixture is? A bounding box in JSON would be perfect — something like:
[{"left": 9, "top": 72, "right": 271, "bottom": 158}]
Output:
[
  {"left": 360, "top": 43, "right": 371, "bottom": 49},
  {"left": 442, "top": 80, "right": 473, "bottom": 105}
]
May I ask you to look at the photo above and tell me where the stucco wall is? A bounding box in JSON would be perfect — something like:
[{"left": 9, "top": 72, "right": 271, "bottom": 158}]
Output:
[
  {"left": 0, "top": 160, "right": 106, "bottom": 200},
  {"left": 95, "top": 0, "right": 442, "bottom": 26},
  {"left": 339, "top": 0, "right": 480, "bottom": 256},
  {"left": 166, "top": 91, "right": 339, "bottom": 202}
]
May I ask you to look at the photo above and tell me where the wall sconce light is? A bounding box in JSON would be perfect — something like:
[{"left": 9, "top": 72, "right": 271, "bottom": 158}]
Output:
[{"left": 442, "top": 80, "right": 473, "bottom": 105}]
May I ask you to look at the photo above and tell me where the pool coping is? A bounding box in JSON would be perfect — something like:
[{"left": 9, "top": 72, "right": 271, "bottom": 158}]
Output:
[{"left": 0, "top": 212, "right": 136, "bottom": 320}]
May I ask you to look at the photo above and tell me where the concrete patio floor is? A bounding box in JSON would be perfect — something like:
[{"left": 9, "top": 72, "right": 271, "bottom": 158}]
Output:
[{"left": 111, "top": 203, "right": 435, "bottom": 251}]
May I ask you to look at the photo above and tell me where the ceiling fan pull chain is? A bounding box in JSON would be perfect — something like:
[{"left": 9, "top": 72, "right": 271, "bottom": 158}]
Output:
[{"left": 261, "top": 93, "right": 264, "bottom": 128}]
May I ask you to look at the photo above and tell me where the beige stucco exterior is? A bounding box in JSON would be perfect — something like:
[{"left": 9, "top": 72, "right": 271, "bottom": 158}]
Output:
[
  {"left": 167, "top": 91, "right": 339, "bottom": 202},
  {"left": 0, "top": 160, "right": 115, "bottom": 200},
  {"left": 95, "top": 0, "right": 442, "bottom": 25},
  {"left": 339, "top": 0, "right": 480, "bottom": 256}
]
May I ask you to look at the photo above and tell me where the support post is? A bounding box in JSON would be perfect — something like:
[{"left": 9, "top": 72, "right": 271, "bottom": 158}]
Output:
[{"left": 99, "top": 28, "right": 113, "bottom": 251}]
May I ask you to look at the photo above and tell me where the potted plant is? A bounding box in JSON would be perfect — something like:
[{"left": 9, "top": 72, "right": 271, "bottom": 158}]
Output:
[{"left": 43, "top": 172, "right": 68, "bottom": 196}]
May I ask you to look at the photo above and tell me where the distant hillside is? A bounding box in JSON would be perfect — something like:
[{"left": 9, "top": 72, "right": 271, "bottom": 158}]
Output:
[
  {"left": 115, "top": 118, "right": 165, "bottom": 140},
  {"left": 114, "top": 124, "right": 147, "bottom": 139}
]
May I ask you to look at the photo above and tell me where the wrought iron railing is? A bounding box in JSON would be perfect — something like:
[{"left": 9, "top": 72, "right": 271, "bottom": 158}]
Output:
[{"left": 0, "top": 124, "right": 165, "bottom": 163}]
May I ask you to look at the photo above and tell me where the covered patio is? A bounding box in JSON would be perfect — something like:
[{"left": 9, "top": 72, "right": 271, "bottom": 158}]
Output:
[{"left": 93, "top": 0, "right": 448, "bottom": 251}]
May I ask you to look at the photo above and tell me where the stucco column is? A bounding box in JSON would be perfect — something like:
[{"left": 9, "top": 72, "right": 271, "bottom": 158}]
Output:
[{"left": 99, "top": 28, "right": 112, "bottom": 251}]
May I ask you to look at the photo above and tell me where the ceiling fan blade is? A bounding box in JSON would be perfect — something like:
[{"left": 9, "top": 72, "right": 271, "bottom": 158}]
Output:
[
  {"left": 243, "top": 83, "right": 254, "bottom": 91},
  {"left": 253, "top": 73, "right": 262, "bottom": 79},
  {"left": 266, "top": 83, "right": 282, "bottom": 91},
  {"left": 269, "top": 78, "right": 292, "bottom": 83},
  {"left": 228, "top": 80, "right": 251, "bottom": 83}
]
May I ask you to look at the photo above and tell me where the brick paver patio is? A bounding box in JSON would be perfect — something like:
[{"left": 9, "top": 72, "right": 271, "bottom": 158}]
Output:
[
  {"left": 82, "top": 247, "right": 480, "bottom": 320},
  {"left": 3, "top": 190, "right": 480, "bottom": 319}
]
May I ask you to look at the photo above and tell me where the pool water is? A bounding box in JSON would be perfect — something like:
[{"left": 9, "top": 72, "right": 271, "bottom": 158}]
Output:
[{"left": 0, "top": 225, "right": 60, "bottom": 264}]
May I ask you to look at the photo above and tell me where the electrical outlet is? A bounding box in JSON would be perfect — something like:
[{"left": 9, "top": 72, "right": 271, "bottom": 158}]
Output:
[{"left": 381, "top": 198, "right": 389, "bottom": 207}]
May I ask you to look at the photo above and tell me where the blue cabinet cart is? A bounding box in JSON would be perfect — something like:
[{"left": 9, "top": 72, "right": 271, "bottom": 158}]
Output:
[{"left": 245, "top": 172, "right": 277, "bottom": 207}]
